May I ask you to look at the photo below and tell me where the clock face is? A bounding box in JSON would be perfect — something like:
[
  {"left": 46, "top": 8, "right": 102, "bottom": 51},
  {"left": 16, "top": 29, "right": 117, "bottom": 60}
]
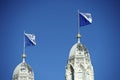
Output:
[
  {"left": 77, "top": 44, "right": 83, "bottom": 51},
  {"left": 76, "top": 44, "right": 85, "bottom": 56},
  {"left": 76, "top": 48, "right": 80, "bottom": 54}
]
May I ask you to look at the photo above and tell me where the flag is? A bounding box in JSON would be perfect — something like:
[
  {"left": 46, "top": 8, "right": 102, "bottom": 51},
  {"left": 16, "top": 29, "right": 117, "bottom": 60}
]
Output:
[
  {"left": 79, "top": 12, "right": 92, "bottom": 26},
  {"left": 24, "top": 33, "right": 36, "bottom": 47}
]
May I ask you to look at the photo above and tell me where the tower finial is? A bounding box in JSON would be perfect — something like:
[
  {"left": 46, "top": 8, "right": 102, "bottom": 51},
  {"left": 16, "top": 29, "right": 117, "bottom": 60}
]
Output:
[
  {"left": 76, "top": 33, "right": 81, "bottom": 43},
  {"left": 22, "top": 53, "right": 26, "bottom": 62}
]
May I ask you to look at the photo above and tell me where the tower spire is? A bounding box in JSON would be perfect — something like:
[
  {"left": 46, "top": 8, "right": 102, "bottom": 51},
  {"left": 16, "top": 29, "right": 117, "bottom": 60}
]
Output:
[
  {"left": 22, "top": 53, "right": 26, "bottom": 62},
  {"left": 77, "top": 9, "right": 81, "bottom": 43},
  {"left": 76, "top": 33, "right": 81, "bottom": 43}
]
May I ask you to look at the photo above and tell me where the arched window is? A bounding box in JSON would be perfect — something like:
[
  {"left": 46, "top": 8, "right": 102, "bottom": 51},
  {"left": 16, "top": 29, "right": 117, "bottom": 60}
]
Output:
[{"left": 70, "top": 65, "right": 74, "bottom": 80}]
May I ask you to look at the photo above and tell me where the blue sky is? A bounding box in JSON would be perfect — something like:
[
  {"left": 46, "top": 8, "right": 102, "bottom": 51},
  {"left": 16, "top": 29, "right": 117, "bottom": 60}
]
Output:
[{"left": 0, "top": 0, "right": 120, "bottom": 80}]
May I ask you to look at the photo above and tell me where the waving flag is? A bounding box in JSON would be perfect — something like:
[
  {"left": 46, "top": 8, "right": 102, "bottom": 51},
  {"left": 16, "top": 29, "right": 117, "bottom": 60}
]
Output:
[
  {"left": 79, "top": 12, "right": 92, "bottom": 26},
  {"left": 24, "top": 33, "right": 36, "bottom": 47}
]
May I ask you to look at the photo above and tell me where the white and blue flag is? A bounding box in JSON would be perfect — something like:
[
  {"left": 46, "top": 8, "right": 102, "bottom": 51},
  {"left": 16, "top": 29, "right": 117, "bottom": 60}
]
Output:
[
  {"left": 24, "top": 33, "right": 36, "bottom": 47},
  {"left": 79, "top": 12, "right": 92, "bottom": 26}
]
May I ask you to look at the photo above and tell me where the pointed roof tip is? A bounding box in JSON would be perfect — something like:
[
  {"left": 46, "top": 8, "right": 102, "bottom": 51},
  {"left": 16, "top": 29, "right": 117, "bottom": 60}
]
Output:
[
  {"left": 76, "top": 33, "right": 81, "bottom": 43},
  {"left": 77, "top": 33, "right": 81, "bottom": 38},
  {"left": 22, "top": 53, "right": 26, "bottom": 62}
]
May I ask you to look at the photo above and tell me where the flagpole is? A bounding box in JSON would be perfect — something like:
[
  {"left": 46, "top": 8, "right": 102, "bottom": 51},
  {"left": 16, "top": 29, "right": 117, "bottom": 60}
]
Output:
[
  {"left": 78, "top": 9, "right": 80, "bottom": 34},
  {"left": 23, "top": 31, "right": 25, "bottom": 54},
  {"left": 77, "top": 9, "right": 81, "bottom": 43},
  {"left": 22, "top": 31, "right": 26, "bottom": 62}
]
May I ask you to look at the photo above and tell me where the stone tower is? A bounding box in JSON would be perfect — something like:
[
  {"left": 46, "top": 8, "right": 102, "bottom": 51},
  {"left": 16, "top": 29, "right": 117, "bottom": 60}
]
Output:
[
  {"left": 65, "top": 33, "right": 94, "bottom": 80},
  {"left": 12, "top": 53, "right": 34, "bottom": 80}
]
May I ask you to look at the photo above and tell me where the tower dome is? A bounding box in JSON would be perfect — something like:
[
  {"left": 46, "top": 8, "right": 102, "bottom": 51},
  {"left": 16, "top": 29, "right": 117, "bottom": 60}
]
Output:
[
  {"left": 69, "top": 42, "right": 89, "bottom": 60},
  {"left": 12, "top": 54, "right": 34, "bottom": 80}
]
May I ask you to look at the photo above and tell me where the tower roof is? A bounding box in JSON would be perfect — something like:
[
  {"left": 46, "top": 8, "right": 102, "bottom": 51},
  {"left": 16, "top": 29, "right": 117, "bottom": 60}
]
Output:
[
  {"left": 69, "top": 42, "right": 89, "bottom": 59},
  {"left": 12, "top": 53, "right": 34, "bottom": 80},
  {"left": 12, "top": 61, "right": 34, "bottom": 80}
]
